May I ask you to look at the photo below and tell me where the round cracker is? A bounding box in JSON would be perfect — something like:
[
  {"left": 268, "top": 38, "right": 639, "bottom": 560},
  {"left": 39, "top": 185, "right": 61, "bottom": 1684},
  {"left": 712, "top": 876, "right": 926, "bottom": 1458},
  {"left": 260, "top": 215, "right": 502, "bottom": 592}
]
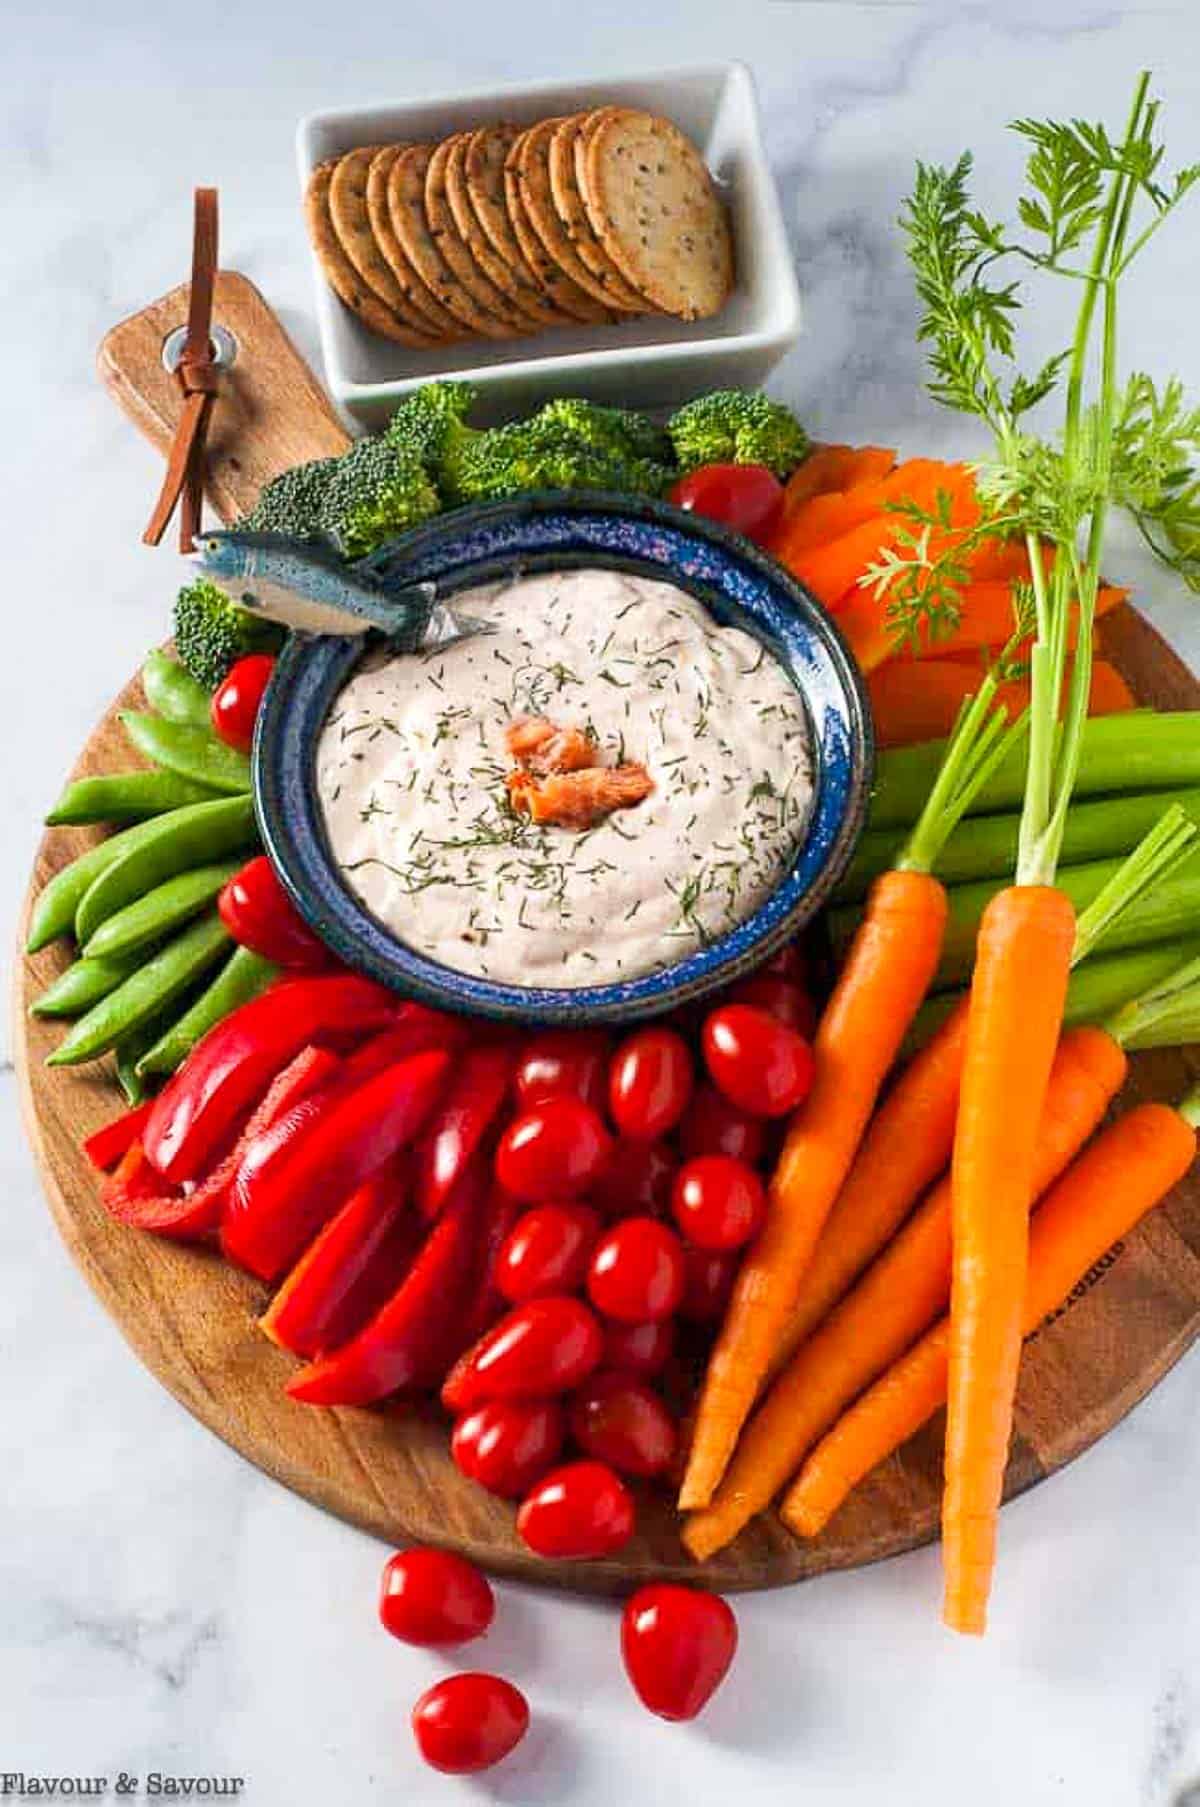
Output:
[
  {"left": 582, "top": 108, "right": 734, "bottom": 320},
  {"left": 549, "top": 114, "right": 652, "bottom": 312},
  {"left": 513, "top": 117, "right": 642, "bottom": 313},
  {"left": 445, "top": 132, "right": 565, "bottom": 327},
  {"left": 365, "top": 146, "right": 469, "bottom": 340},
  {"left": 328, "top": 146, "right": 451, "bottom": 337},
  {"left": 304, "top": 160, "right": 440, "bottom": 348},
  {"left": 468, "top": 123, "right": 608, "bottom": 324},
  {"left": 424, "top": 135, "right": 539, "bottom": 334},
  {"left": 388, "top": 143, "right": 514, "bottom": 340}
]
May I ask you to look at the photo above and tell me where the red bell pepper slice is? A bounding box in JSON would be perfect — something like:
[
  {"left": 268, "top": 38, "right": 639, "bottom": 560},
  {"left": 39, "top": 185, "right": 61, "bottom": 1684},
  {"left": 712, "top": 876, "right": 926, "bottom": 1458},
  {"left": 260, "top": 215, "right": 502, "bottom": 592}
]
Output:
[
  {"left": 143, "top": 974, "right": 403, "bottom": 1186},
  {"left": 448, "top": 1183, "right": 525, "bottom": 1361},
  {"left": 83, "top": 1101, "right": 154, "bottom": 1173},
  {"left": 222, "top": 1048, "right": 452, "bottom": 1282},
  {"left": 412, "top": 1042, "right": 515, "bottom": 1221},
  {"left": 286, "top": 1158, "right": 487, "bottom": 1406},
  {"left": 100, "top": 1046, "right": 340, "bottom": 1240},
  {"left": 260, "top": 1153, "right": 414, "bottom": 1359}
]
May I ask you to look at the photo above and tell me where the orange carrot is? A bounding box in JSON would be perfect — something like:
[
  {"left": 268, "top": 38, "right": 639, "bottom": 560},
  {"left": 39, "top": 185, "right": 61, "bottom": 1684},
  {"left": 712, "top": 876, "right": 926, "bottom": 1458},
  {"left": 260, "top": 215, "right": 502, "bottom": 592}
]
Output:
[
  {"left": 942, "top": 885, "right": 1077, "bottom": 1636},
  {"left": 776, "top": 443, "right": 897, "bottom": 518},
  {"left": 682, "top": 1024, "right": 1124, "bottom": 1559},
  {"left": 677, "top": 868, "right": 950, "bottom": 1510},
  {"left": 764, "top": 999, "right": 970, "bottom": 1384},
  {"left": 783, "top": 1097, "right": 1197, "bottom": 1539},
  {"left": 868, "top": 656, "right": 1136, "bottom": 749},
  {"left": 843, "top": 580, "right": 1126, "bottom": 674}
]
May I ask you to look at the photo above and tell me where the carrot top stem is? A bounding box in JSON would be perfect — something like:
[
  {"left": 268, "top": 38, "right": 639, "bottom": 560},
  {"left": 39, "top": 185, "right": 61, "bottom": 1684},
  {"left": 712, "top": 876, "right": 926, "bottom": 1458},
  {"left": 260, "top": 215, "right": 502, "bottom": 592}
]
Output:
[
  {"left": 897, "top": 673, "right": 1027, "bottom": 876},
  {"left": 1104, "top": 949, "right": 1200, "bottom": 1045},
  {"left": 1070, "top": 802, "right": 1198, "bottom": 964},
  {"left": 1177, "top": 1086, "right": 1200, "bottom": 1131}
]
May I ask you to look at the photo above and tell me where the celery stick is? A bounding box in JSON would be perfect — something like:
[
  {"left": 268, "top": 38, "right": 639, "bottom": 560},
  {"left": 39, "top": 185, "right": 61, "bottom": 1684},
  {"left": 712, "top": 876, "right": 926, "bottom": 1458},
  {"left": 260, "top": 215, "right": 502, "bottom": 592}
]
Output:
[
  {"left": 837, "top": 785, "right": 1200, "bottom": 903},
  {"left": 868, "top": 713, "right": 1200, "bottom": 830}
]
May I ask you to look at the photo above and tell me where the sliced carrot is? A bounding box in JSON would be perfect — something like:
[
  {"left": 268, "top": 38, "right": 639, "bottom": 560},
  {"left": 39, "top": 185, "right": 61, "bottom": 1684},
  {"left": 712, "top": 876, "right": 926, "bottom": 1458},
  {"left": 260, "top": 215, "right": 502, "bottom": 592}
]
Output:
[
  {"left": 776, "top": 443, "right": 897, "bottom": 517},
  {"left": 786, "top": 468, "right": 976, "bottom": 610},
  {"left": 868, "top": 656, "right": 1136, "bottom": 749},
  {"left": 783, "top": 1098, "right": 1195, "bottom": 1539},
  {"left": 942, "top": 884, "right": 1077, "bottom": 1636},
  {"left": 844, "top": 581, "right": 1128, "bottom": 674},
  {"left": 678, "top": 868, "right": 949, "bottom": 1511},
  {"left": 682, "top": 1024, "right": 1124, "bottom": 1560}
]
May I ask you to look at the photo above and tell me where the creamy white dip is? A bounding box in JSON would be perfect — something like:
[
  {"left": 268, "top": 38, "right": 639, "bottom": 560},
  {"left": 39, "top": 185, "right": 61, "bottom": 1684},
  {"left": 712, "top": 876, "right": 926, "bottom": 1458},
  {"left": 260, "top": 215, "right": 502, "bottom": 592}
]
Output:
[{"left": 317, "top": 567, "right": 813, "bottom": 988}]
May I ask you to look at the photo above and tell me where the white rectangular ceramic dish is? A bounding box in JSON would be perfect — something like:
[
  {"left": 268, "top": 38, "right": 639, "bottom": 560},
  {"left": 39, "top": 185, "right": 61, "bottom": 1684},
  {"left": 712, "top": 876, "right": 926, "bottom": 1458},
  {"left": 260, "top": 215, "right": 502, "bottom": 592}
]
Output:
[{"left": 296, "top": 62, "right": 802, "bottom": 428}]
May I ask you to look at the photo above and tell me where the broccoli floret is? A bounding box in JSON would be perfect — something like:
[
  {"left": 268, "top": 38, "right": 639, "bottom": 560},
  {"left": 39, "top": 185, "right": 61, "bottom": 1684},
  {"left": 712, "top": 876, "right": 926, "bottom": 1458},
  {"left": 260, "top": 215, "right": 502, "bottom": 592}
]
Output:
[
  {"left": 239, "top": 437, "right": 440, "bottom": 560},
  {"left": 667, "top": 391, "right": 809, "bottom": 479},
  {"left": 385, "top": 380, "right": 479, "bottom": 469},
  {"left": 239, "top": 455, "right": 341, "bottom": 539},
  {"left": 173, "top": 578, "right": 285, "bottom": 691}
]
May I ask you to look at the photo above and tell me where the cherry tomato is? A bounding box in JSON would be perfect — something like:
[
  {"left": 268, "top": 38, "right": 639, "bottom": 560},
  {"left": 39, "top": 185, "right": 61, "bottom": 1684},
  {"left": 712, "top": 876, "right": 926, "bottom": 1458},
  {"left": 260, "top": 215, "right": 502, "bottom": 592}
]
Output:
[
  {"left": 412, "top": 1673, "right": 529, "bottom": 1774},
  {"left": 451, "top": 1399, "right": 565, "bottom": 1499},
  {"left": 702, "top": 1004, "right": 815, "bottom": 1118},
  {"left": 495, "top": 1097, "right": 613, "bottom": 1203},
  {"left": 621, "top": 1584, "right": 738, "bottom": 1721},
  {"left": 678, "top": 1245, "right": 739, "bottom": 1323},
  {"left": 495, "top": 1204, "right": 601, "bottom": 1303},
  {"left": 678, "top": 1083, "right": 767, "bottom": 1165},
  {"left": 668, "top": 462, "right": 784, "bottom": 544},
  {"left": 210, "top": 653, "right": 276, "bottom": 753},
  {"left": 516, "top": 1460, "right": 635, "bottom": 1559},
  {"left": 588, "top": 1217, "right": 685, "bottom": 1324},
  {"left": 602, "top": 1316, "right": 676, "bottom": 1380},
  {"left": 608, "top": 1028, "right": 694, "bottom": 1142},
  {"left": 217, "top": 855, "right": 332, "bottom": 970},
  {"left": 588, "top": 1139, "right": 677, "bottom": 1220},
  {"left": 442, "top": 1296, "right": 603, "bottom": 1411},
  {"left": 514, "top": 1029, "right": 611, "bottom": 1114},
  {"left": 672, "top": 1156, "right": 766, "bottom": 1252},
  {"left": 378, "top": 1547, "right": 494, "bottom": 1646},
  {"left": 726, "top": 973, "right": 817, "bottom": 1038},
  {"left": 569, "top": 1373, "right": 677, "bottom": 1477}
]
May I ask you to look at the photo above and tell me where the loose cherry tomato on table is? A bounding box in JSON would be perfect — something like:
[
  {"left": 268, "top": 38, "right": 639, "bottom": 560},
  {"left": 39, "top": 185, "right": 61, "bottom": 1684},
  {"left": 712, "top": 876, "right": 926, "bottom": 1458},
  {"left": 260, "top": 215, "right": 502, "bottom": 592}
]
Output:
[
  {"left": 726, "top": 973, "right": 817, "bottom": 1039},
  {"left": 621, "top": 1584, "right": 738, "bottom": 1721},
  {"left": 587, "top": 1218, "right": 686, "bottom": 1324},
  {"left": 495, "top": 1203, "right": 602, "bottom": 1303},
  {"left": 702, "top": 1004, "right": 815, "bottom": 1118},
  {"left": 513, "top": 1029, "right": 611, "bottom": 1114},
  {"left": 678, "top": 1083, "right": 766, "bottom": 1165},
  {"left": 678, "top": 1245, "right": 739, "bottom": 1324},
  {"left": 442, "top": 1295, "right": 603, "bottom": 1410},
  {"left": 210, "top": 653, "right": 276, "bottom": 752},
  {"left": 217, "top": 855, "right": 332, "bottom": 970},
  {"left": 412, "top": 1673, "right": 529, "bottom": 1774},
  {"left": 378, "top": 1547, "right": 494, "bottom": 1646},
  {"left": 588, "top": 1138, "right": 677, "bottom": 1220},
  {"left": 602, "top": 1316, "right": 676, "bottom": 1380},
  {"left": 495, "top": 1097, "right": 613, "bottom": 1203},
  {"left": 668, "top": 463, "right": 784, "bottom": 544},
  {"left": 451, "top": 1399, "right": 565, "bottom": 1499},
  {"left": 608, "top": 1028, "right": 694, "bottom": 1141},
  {"left": 517, "top": 1460, "right": 635, "bottom": 1558},
  {"left": 672, "top": 1156, "right": 766, "bottom": 1252},
  {"left": 569, "top": 1373, "right": 677, "bottom": 1477}
]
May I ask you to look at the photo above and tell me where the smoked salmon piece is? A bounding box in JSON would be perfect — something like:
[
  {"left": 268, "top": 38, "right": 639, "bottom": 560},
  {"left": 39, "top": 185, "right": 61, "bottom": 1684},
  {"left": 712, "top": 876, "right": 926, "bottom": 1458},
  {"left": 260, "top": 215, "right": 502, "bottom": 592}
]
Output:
[
  {"left": 505, "top": 716, "right": 598, "bottom": 775},
  {"left": 508, "top": 764, "right": 655, "bottom": 830}
]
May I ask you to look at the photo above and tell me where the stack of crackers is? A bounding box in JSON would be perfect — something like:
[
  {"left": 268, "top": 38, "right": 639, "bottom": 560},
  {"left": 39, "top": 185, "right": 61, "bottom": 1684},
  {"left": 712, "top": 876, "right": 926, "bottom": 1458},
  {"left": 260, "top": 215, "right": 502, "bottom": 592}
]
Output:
[{"left": 305, "top": 107, "right": 735, "bottom": 350}]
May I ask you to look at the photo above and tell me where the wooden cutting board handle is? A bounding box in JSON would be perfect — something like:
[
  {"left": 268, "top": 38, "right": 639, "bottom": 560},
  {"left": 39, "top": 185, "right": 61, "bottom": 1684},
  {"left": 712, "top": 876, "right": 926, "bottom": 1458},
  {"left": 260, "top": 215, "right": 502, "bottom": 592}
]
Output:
[{"left": 97, "top": 270, "right": 352, "bottom": 524}]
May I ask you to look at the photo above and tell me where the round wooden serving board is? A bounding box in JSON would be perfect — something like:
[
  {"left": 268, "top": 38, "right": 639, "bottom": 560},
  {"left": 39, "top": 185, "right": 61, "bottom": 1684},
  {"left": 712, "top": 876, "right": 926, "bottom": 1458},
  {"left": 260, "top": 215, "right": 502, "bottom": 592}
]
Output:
[{"left": 14, "top": 274, "right": 1200, "bottom": 1595}]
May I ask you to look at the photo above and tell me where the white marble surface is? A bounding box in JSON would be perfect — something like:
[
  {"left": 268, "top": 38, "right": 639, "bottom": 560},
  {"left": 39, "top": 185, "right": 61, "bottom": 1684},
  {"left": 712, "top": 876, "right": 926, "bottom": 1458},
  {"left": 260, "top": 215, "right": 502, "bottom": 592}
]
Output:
[{"left": 4, "top": 4, "right": 1200, "bottom": 1802}]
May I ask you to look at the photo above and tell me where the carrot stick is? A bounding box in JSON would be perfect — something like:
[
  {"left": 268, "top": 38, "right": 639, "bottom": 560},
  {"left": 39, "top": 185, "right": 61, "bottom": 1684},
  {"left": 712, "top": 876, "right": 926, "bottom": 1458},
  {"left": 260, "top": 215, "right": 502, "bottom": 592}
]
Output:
[
  {"left": 776, "top": 443, "right": 897, "bottom": 518},
  {"left": 868, "top": 657, "right": 1135, "bottom": 749},
  {"left": 682, "top": 1023, "right": 1124, "bottom": 1559},
  {"left": 783, "top": 1095, "right": 1198, "bottom": 1539},
  {"left": 678, "top": 868, "right": 949, "bottom": 1510},
  {"left": 788, "top": 472, "right": 976, "bottom": 609},
  {"left": 842, "top": 580, "right": 1125, "bottom": 675},
  {"left": 942, "top": 884, "right": 1077, "bottom": 1635}
]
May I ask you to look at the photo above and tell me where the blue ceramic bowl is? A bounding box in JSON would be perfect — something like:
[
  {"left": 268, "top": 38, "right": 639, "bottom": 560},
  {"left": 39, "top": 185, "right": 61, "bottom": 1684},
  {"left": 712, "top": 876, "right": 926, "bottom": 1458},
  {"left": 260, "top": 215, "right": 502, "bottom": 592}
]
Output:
[{"left": 254, "top": 492, "right": 873, "bottom": 1025}]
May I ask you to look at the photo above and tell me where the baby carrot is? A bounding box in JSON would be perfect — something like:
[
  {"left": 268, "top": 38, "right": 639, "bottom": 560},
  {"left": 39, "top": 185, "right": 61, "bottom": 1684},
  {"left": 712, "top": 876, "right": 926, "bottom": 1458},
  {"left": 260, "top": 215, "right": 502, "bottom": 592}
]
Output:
[
  {"left": 783, "top": 1092, "right": 1199, "bottom": 1539},
  {"left": 682, "top": 1024, "right": 1125, "bottom": 1560}
]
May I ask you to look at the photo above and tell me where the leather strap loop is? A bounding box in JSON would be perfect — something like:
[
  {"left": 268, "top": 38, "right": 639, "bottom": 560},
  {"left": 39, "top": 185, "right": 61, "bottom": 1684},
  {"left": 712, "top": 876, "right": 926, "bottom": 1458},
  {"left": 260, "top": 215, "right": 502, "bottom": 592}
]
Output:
[{"left": 143, "top": 188, "right": 221, "bottom": 552}]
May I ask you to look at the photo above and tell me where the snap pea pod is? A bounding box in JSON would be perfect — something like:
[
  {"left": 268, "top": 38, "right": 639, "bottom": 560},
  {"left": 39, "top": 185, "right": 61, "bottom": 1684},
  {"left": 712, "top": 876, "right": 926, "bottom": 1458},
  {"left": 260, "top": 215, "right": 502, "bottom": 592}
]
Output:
[
  {"left": 29, "top": 952, "right": 140, "bottom": 1019},
  {"left": 83, "top": 860, "right": 244, "bottom": 962},
  {"left": 47, "top": 912, "right": 232, "bottom": 1067},
  {"left": 114, "top": 1004, "right": 182, "bottom": 1105},
  {"left": 120, "top": 712, "right": 251, "bottom": 795},
  {"left": 73, "top": 794, "right": 256, "bottom": 947},
  {"left": 28, "top": 817, "right": 162, "bottom": 953},
  {"left": 136, "top": 947, "right": 278, "bottom": 1080},
  {"left": 141, "top": 650, "right": 213, "bottom": 729},
  {"left": 46, "top": 770, "right": 220, "bottom": 826}
]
